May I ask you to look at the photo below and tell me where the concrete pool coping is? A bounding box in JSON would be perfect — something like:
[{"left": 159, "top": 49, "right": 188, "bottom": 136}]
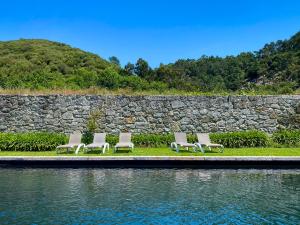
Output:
[{"left": 0, "top": 156, "right": 299, "bottom": 168}]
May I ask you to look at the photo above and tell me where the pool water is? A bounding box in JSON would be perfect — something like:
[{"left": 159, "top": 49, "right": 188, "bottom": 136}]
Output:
[{"left": 0, "top": 169, "right": 299, "bottom": 224}]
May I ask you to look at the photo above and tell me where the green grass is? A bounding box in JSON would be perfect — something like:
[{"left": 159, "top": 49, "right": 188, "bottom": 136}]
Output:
[
  {"left": 0, "top": 147, "right": 299, "bottom": 156},
  {"left": 0, "top": 87, "right": 298, "bottom": 96}
]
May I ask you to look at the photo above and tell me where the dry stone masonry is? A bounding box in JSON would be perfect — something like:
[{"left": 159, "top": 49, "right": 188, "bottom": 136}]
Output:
[{"left": 0, "top": 95, "right": 299, "bottom": 134}]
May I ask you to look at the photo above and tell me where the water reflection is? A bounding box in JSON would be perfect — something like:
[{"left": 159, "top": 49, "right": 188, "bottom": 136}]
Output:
[{"left": 0, "top": 169, "right": 299, "bottom": 224}]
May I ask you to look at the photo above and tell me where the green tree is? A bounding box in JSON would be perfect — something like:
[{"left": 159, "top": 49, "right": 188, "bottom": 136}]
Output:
[
  {"left": 134, "top": 58, "right": 152, "bottom": 79},
  {"left": 108, "top": 56, "right": 120, "bottom": 67},
  {"left": 123, "top": 62, "right": 135, "bottom": 75},
  {"left": 97, "top": 67, "right": 121, "bottom": 89}
]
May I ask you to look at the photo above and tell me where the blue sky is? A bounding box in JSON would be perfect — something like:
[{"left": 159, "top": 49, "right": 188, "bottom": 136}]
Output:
[{"left": 0, "top": 0, "right": 299, "bottom": 67}]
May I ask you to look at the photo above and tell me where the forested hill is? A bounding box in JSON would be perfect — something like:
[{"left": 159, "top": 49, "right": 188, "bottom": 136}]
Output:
[
  {"left": 0, "top": 31, "right": 299, "bottom": 94},
  {"left": 0, "top": 39, "right": 111, "bottom": 89},
  {"left": 163, "top": 31, "right": 300, "bottom": 93}
]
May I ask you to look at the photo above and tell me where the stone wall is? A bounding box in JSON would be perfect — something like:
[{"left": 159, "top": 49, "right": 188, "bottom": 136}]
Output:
[{"left": 0, "top": 95, "right": 299, "bottom": 134}]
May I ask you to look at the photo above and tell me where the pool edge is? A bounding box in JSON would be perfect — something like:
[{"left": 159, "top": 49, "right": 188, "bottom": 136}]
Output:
[{"left": 0, "top": 156, "right": 299, "bottom": 169}]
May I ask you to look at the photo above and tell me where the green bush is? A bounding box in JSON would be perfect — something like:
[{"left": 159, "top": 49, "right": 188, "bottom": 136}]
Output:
[
  {"left": 132, "top": 134, "right": 174, "bottom": 147},
  {"left": 210, "top": 130, "right": 269, "bottom": 148},
  {"left": 83, "top": 131, "right": 271, "bottom": 148},
  {"left": 2, "top": 130, "right": 298, "bottom": 151},
  {"left": 83, "top": 133, "right": 175, "bottom": 147},
  {"left": 272, "top": 130, "right": 300, "bottom": 147},
  {"left": 0, "top": 133, "right": 67, "bottom": 151}
]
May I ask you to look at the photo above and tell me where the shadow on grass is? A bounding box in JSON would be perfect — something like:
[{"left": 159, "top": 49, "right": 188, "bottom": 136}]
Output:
[
  {"left": 171, "top": 149, "right": 201, "bottom": 154},
  {"left": 83, "top": 149, "right": 104, "bottom": 154},
  {"left": 56, "top": 150, "right": 76, "bottom": 155},
  {"left": 114, "top": 149, "right": 132, "bottom": 154}
]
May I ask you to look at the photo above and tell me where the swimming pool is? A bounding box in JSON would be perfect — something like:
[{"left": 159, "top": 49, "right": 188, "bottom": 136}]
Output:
[{"left": 0, "top": 169, "right": 299, "bottom": 224}]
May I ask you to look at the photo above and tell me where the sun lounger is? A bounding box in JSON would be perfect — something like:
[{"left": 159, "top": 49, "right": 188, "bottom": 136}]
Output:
[
  {"left": 170, "top": 132, "right": 196, "bottom": 152},
  {"left": 56, "top": 133, "right": 84, "bottom": 154},
  {"left": 85, "top": 133, "right": 109, "bottom": 153},
  {"left": 195, "top": 133, "right": 224, "bottom": 153},
  {"left": 114, "top": 133, "right": 134, "bottom": 152}
]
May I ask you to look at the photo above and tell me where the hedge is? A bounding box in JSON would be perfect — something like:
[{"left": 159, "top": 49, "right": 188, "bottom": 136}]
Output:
[
  {"left": 0, "top": 133, "right": 67, "bottom": 151},
  {"left": 272, "top": 130, "right": 300, "bottom": 147},
  {"left": 210, "top": 130, "right": 269, "bottom": 148},
  {"left": 0, "top": 130, "right": 297, "bottom": 151},
  {"left": 84, "top": 132, "right": 175, "bottom": 147},
  {"left": 84, "top": 131, "right": 269, "bottom": 148}
]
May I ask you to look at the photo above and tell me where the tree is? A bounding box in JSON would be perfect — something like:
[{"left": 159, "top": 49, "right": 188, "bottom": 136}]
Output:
[
  {"left": 97, "top": 66, "right": 121, "bottom": 89},
  {"left": 134, "top": 58, "right": 152, "bottom": 79},
  {"left": 108, "top": 56, "right": 120, "bottom": 67},
  {"left": 124, "top": 62, "right": 135, "bottom": 75}
]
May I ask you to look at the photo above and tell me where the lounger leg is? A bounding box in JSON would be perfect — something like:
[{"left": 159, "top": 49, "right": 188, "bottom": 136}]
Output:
[
  {"left": 170, "top": 142, "right": 177, "bottom": 152},
  {"left": 103, "top": 143, "right": 109, "bottom": 154},
  {"left": 220, "top": 145, "right": 224, "bottom": 153},
  {"left": 75, "top": 144, "right": 83, "bottom": 154},
  {"left": 193, "top": 146, "right": 197, "bottom": 152},
  {"left": 170, "top": 142, "right": 175, "bottom": 151}
]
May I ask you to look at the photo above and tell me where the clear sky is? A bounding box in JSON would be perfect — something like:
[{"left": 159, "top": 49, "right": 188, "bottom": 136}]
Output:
[{"left": 0, "top": 0, "right": 299, "bottom": 67}]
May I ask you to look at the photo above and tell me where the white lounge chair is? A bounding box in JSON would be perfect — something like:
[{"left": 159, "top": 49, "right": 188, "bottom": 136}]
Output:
[
  {"left": 114, "top": 133, "right": 134, "bottom": 152},
  {"left": 56, "top": 133, "right": 84, "bottom": 154},
  {"left": 195, "top": 133, "right": 224, "bottom": 153},
  {"left": 170, "top": 132, "right": 196, "bottom": 152},
  {"left": 85, "top": 133, "right": 109, "bottom": 154}
]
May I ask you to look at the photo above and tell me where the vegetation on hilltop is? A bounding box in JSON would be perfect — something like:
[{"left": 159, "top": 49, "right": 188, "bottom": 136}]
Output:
[
  {"left": 0, "top": 31, "right": 299, "bottom": 94},
  {"left": 0, "top": 39, "right": 167, "bottom": 91}
]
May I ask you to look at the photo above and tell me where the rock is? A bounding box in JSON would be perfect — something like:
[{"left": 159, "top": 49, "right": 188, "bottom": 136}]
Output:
[
  {"left": 171, "top": 101, "right": 184, "bottom": 109},
  {"left": 296, "top": 104, "right": 300, "bottom": 114},
  {"left": 0, "top": 95, "right": 298, "bottom": 134},
  {"left": 62, "top": 112, "right": 73, "bottom": 120}
]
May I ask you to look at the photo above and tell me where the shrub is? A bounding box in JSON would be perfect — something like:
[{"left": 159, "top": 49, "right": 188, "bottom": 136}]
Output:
[
  {"left": 0, "top": 133, "right": 67, "bottom": 151},
  {"left": 210, "top": 130, "right": 269, "bottom": 148},
  {"left": 97, "top": 67, "right": 121, "bottom": 89},
  {"left": 83, "top": 133, "right": 175, "bottom": 147},
  {"left": 4, "top": 130, "right": 295, "bottom": 151},
  {"left": 83, "top": 131, "right": 271, "bottom": 148},
  {"left": 272, "top": 130, "right": 300, "bottom": 147},
  {"left": 132, "top": 134, "right": 174, "bottom": 147}
]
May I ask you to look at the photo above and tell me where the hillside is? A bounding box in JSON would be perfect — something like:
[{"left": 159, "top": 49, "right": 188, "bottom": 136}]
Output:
[
  {"left": 0, "top": 32, "right": 299, "bottom": 94},
  {"left": 161, "top": 31, "right": 300, "bottom": 93},
  {"left": 0, "top": 39, "right": 167, "bottom": 91},
  {"left": 0, "top": 39, "right": 113, "bottom": 89}
]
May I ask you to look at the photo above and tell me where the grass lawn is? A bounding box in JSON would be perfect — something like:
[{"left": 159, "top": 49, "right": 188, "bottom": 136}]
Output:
[{"left": 0, "top": 147, "right": 299, "bottom": 156}]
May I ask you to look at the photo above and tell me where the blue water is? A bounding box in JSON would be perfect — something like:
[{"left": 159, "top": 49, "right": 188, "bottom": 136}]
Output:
[{"left": 0, "top": 169, "right": 299, "bottom": 224}]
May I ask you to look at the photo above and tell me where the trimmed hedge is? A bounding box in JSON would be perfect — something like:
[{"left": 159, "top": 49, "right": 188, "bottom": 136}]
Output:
[
  {"left": 0, "top": 133, "right": 67, "bottom": 151},
  {"left": 84, "top": 131, "right": 269, "bottom": 148},
  {"left": 272, "top": 130, "right": 300, "bottom": 147},
  {"left": 84, "top": 133, "right": 175, "bottom": 147},
  {"left": 210, "top": 130, "right": 269, "bottom": 148},
  {"left": 0, "top": 130, "right": 297, "bottom": 151}
]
